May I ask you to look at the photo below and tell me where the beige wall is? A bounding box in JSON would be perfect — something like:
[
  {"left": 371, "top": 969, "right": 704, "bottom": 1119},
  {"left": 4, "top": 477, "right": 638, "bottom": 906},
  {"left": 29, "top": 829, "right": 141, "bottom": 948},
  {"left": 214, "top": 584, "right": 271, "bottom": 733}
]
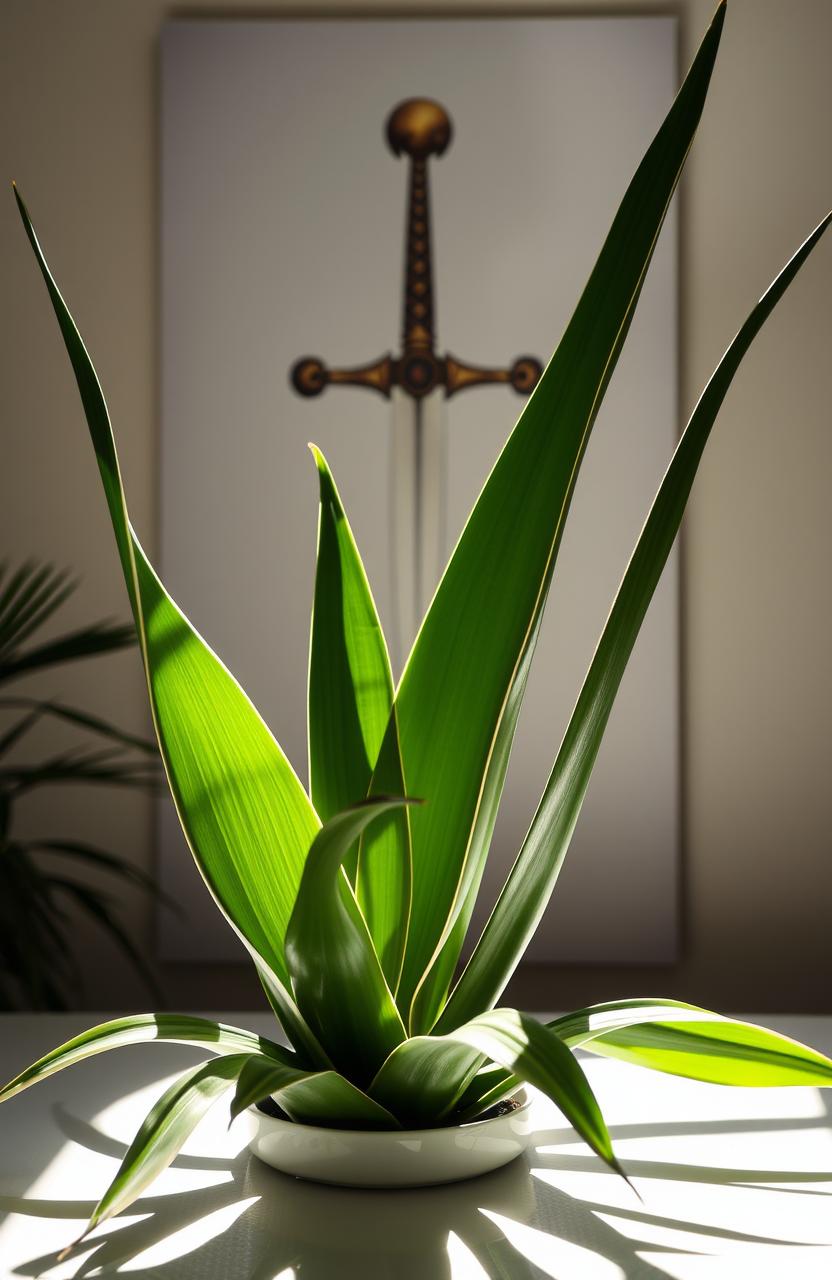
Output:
[{"left": 1, "top": 0, "right": 829, "bottom": 1014}]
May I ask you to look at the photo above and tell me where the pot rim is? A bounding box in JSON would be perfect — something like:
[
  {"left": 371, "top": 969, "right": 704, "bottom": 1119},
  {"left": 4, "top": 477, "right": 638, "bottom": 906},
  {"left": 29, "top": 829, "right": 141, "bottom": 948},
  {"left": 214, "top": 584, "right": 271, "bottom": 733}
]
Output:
[{"left": 250, "top": 1086, "right": 530, "bottom": 1139}]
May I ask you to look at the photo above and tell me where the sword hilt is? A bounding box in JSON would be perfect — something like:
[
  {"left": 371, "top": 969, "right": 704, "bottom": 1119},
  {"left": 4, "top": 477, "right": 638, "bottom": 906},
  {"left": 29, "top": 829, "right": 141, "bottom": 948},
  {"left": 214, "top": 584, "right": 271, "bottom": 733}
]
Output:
[
  {"left": 386, "top": 98, "right": 450, "bottom": 383},
  {"left": 291, "top": 97, "right": 543, "bottom": 404}
]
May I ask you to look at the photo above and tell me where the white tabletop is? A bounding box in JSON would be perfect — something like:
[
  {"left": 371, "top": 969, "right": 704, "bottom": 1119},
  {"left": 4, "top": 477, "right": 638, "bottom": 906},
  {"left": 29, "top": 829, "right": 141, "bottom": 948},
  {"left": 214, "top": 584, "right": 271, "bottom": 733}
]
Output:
[{"left": 0, "top": 1013, "right": 831, "bottom": 1279}]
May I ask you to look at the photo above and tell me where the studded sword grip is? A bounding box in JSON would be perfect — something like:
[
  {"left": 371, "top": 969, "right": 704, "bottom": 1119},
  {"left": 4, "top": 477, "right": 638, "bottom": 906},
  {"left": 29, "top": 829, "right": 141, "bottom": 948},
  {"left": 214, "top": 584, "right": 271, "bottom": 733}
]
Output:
[{"left": 386, "top": 99, "right": 452, "bottom": 363}]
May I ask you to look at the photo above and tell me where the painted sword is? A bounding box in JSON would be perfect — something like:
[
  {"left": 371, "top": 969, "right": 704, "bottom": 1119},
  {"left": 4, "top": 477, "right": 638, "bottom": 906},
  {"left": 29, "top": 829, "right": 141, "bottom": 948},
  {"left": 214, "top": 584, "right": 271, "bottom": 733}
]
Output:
[{"left": 290, "top": 98, "right": 542, "bottom": 668}]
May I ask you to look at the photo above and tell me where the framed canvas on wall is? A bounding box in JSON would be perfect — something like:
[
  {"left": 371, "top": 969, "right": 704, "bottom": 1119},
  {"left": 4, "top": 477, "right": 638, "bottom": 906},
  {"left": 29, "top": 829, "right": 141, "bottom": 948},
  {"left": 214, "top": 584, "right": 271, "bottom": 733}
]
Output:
[{"left": 159, "top": 15, "right": 680, "bottom": 966}]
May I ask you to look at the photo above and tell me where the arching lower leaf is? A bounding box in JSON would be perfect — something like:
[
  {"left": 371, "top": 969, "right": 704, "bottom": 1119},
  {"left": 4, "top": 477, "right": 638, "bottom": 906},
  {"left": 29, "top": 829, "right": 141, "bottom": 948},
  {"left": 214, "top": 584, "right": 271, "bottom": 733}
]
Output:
[
  {"left": 553, "top": 999, "right": 832, "bottom": 1087},
  {"left": 371, "top": 1007, "right": 626, "bottom": 1184},
  {"left": 453, "top": 998, "right": 832, "bottom": 1119},
  {"left": 65, "top": 1043, "right": 404, "bottom": 1257},
  {"left": 0, "top": 1013, "right": 292, "bottom": 1105},
  {"left": 66, "top": 1054, "right": 255, "bottom": 1253}
]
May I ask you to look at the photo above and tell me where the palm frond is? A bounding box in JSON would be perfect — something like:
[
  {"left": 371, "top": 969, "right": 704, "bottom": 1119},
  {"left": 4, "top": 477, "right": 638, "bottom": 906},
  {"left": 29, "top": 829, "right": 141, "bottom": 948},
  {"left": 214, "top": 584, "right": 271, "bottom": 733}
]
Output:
[
  {"left": 0, "top": 619, "right": 136, "bottom": 684},
  {"left": 0, "top": 562, "right": 76, "bottom": 656},
  {"left": 0, "top": 696, "right": 156, "bottom": 753}
]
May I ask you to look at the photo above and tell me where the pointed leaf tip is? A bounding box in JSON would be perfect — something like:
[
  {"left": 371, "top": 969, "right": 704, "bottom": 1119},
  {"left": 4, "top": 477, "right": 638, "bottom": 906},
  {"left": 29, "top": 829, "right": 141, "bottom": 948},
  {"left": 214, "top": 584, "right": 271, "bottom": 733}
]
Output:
[
  {"left": 351, "top": 793, "right": 420, "bottom": 808},
  {"left": 309, "top": 443, "right": 336, "bottom": 497},
  {"left": 617, "top": 1164, "right": 643, "bottom": 1203},
  {"left": 57, "top": 1236, "right": 84, "bottom": 1264}
]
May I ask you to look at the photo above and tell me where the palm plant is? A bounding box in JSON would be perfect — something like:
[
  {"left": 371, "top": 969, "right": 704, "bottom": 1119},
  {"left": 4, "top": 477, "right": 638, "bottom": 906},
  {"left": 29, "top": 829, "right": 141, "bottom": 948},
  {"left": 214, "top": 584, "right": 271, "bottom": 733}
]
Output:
[
  {"left": 0, "top": 561, "right": 164, "bottom": 1009},
  {"left": 3, "top": 0, "right": 832, "bottom": 1250}
]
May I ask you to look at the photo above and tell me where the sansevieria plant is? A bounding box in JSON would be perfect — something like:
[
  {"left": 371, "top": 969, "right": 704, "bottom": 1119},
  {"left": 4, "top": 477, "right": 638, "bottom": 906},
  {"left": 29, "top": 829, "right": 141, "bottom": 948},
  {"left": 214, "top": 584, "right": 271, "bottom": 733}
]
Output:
[{"left": 4, "top": 0, "right": 831, "bottom": 1249}]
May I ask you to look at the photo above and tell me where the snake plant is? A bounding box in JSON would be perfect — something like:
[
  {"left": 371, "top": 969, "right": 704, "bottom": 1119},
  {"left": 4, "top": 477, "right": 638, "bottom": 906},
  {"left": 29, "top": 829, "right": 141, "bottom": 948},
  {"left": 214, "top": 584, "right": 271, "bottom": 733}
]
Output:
[{"left": 3, "top": 0, "right": 831, "bottom": 1250}]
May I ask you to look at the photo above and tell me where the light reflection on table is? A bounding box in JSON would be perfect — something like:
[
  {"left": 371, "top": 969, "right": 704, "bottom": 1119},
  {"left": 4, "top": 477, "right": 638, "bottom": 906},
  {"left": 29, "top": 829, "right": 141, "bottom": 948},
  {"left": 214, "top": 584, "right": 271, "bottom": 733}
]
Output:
[{"left": 1, "top": 1014, "right": 831, "bottom": 1278}]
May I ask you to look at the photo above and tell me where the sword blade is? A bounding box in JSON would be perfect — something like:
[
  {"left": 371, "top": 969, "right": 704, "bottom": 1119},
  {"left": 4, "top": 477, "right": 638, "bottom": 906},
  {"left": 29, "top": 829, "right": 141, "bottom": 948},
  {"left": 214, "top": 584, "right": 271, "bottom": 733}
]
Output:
[
  {"left": 417, "top": 387, "right": 447, "bottom": 625},
  {"left": 389, "top": 388, "right": 446, "bottom": 672}
]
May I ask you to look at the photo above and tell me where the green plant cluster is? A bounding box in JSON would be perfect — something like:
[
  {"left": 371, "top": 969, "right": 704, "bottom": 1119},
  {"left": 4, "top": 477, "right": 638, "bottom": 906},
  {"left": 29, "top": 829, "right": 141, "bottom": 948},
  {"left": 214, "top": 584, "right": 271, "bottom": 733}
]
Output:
[{"left": 3, "top": 1, "right": 831, "bottom": 1253}]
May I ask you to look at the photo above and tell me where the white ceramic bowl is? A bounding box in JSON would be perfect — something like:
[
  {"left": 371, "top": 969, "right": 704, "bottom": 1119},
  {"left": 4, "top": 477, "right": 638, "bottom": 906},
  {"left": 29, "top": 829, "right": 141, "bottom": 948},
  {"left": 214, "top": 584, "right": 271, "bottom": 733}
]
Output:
[{"left": 245, "top": 1089, "right": 533, "bottom": 1188}]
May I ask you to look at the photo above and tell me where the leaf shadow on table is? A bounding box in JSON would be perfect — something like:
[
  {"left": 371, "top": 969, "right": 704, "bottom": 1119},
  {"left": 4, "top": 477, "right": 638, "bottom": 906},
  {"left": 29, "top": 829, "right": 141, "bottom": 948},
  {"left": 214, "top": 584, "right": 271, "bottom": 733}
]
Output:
[{"left": 3, "top": 1103, "right": 831, "bottom": 1280}]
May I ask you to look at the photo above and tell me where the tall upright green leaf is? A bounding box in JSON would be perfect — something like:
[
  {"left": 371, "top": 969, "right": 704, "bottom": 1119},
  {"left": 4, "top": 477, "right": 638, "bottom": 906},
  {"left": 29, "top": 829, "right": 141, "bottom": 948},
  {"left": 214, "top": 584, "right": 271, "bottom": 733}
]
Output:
[
  {"left": 14, "top": 187, "right": 324, "bottom": 1064},
  {"left": 439, "top": 210, "right": 831, "bottom": 1033},
  {"left": 307, "top": 448, "right": 412, "bottom": 986},
  {"left": 307, "top": 446, "right": 394, "bottom": 859},
  {"left": 417, "top": 614, "right": 541, "bottom": 1021},
  {"left": 355, "top": 705, "right": 412, "bottom": 988},
  {"left": 285, "top": 800, "right": 412, "bottom": 1084},
  {"left": 367, "top": 4, "right": 727, "bottom": 1032}
]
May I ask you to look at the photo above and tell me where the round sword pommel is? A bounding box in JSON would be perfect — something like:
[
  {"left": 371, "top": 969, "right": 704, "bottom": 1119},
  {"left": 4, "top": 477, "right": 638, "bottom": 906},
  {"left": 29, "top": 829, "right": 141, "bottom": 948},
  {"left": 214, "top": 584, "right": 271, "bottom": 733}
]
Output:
[
  {"left": 509, "top": 356, "right": 544, "bottom": 395},
  {"left": 290, "top": 356, "right": 328, "bottom": 397},
  {"left": 386, "top": 99, "right": 452, "bottom": 160}
]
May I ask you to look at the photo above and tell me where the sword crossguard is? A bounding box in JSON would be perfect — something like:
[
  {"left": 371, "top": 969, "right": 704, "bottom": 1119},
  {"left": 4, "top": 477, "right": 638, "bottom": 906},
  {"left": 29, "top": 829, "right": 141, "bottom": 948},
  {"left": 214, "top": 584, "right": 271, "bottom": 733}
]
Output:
[
  {"left": 290, "top": 354, "right": 394, "bottom": 399},
  {"left": 444, "top": 353, "right": 544, "bottom": 399},
  {"left": 291, "top": 98, "right": 543, "bottom": 404}
]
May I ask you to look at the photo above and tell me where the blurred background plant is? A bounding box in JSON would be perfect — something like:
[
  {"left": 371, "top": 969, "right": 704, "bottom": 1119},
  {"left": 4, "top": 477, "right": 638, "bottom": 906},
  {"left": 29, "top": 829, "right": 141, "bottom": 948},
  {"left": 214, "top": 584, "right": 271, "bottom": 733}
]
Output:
[{"left": 0, "top": 560, "right": 170, "bottom": 1010}]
